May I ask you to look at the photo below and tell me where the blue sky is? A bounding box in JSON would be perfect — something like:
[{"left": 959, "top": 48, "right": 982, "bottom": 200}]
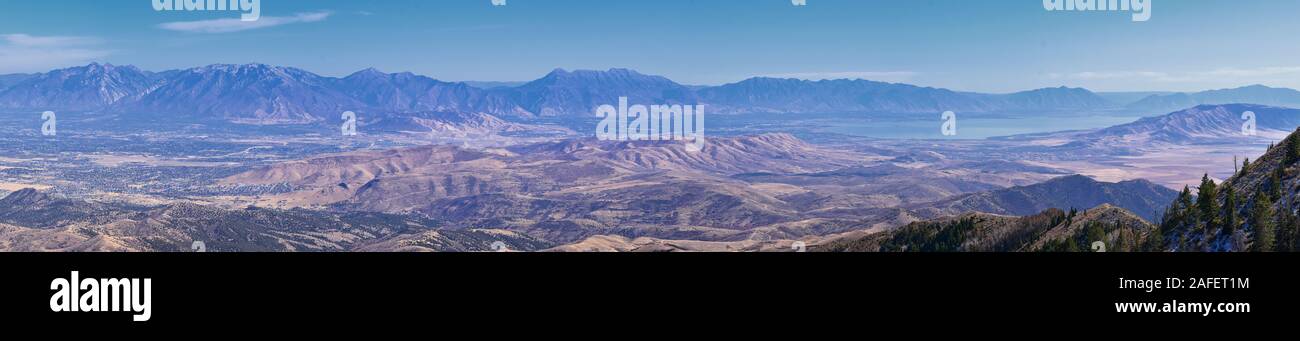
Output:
[{"left": 1, "top": 0, "right": 1298, "bottom": 92}]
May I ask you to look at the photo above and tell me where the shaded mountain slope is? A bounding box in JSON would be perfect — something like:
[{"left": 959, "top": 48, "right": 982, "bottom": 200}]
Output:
[
  {"left": 911, "top": 175, "right": 1177, "bottom": 222},
  {"left": 814, "top": 204, "right": 1154, "bottom": 252}
]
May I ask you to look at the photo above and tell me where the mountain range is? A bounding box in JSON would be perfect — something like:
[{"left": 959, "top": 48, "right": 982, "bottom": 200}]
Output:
[
  {"left": 1004, "top": 104, "right": 1300, "bottom": 148},
  {"left": 0, "top": 73, "right": 33, "bottom": 90},
  {"left": 0, "top": 63, "right": 159, "bottom": 112},
  {"left": 1127, "top": 85, "right": 1300, "bottom": 114},
  {"left": 1091, "top": 104, "right": 1300, "bottom": 143},
  {"left": 6, "top": 63, "right": 1293, "bottom": 125}
]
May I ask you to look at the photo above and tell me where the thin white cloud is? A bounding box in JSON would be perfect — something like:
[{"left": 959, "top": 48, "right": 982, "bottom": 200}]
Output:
[
  {"left": 158, "top": 11, "right": 332, "bottom": 34},
  {"left": 762, "top": 71, "right": 918, "bottom": 83},
  {"left": 1050, "top": 67, "right": 1300, "bottom": 83},
  {"left": 1049, "top": 71, "right": 1168, "bottom": 81},
  {"left": 2, "top": 34, "right": 100, "bottom": 47},
  {"left": 0, "top": 34, "right": 110, "bottom": 74},
  {"left": 1202, "top": 67, "right": 1300, "bottom": 78}
]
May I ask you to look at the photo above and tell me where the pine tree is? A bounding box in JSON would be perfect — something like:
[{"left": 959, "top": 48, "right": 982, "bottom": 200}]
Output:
[
  {"left": 1250, "top": 191, "right": 1276, "bottom": 252},
  {"left": 1241, "top": 157, "right": 1251, "bottom": 175},
  {"left": 1197, "top": 174, "right": 1218, "bottom": 220},
  {"left": 1278, "top": 203, "right": 1299, "bottom": 252},
  {"left": 1268, "top": 170, "right": 1283, "bottom": 202},
  {"left": 1116, "top": 228, "right": 1136, "bottom": 252},
  {"left": 1152, "top": 186, "right": 1196, "bottom": 252},
  {"left": 1287, "top": 130, "right": 1300, "bottom": 165},
  {"left": 1224, "top": 185, "right": 1239, "bottom": 235},
  {"left": 1197, "top": 174, "right": 1219, "bottom": 229},
  {"left": 1085, "top": 222, "right": 1107, "bottom": 251},
  {"left": 1064, "top": 237, "right": 1081, "bottom": 252}
]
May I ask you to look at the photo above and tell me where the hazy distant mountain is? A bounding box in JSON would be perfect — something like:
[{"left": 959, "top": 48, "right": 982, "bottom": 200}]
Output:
[
  {"left": 116, "top": 64, "right": 365, "bottom": 124},
  {"left": 0, "top": 73, "right": 33, "bottom": 92},
  {"left": 1127, "top": 85, "right": 1300, "bottom": 113},
  {"left": 1096, "top": 91, "right": 1175, "bottom": 106},
  {"left": 698, "top": 79, "right": 1113, "bottom": 114},
  {"left": 1084, "top": 104, "right": 1300, "bottom": 144},
  {"left": 338, "top": 68, "right": 472, "bottom": 112},
  {"left": 500, "top": 68, "right": 699, "bottom": 117},
  {"left": 335, "top": 68, "right": 525, "bottom": 118},
  {"left": 1001, "top": 86, "right": 1113, "bottom": 109},
  {"left": 698, "top": 77, "right": 994, "bottom": 113},
  {"left": 0, "top": 63, "right": 155, "bottom": 111},
  {"left": 7, "top": 62, "right": 1265, "bottom": 124},
  {"left": 1000, "top": 104, "right": 1300, "bottom": 150},
  {"left": 912, "top": 174, "right": 1178, "bottom": 222}
]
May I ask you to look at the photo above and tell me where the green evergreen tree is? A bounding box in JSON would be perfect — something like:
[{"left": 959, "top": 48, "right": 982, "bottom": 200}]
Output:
[
  {"left": 1224, "top": 185, "right": 1239, "bottom": 234},
  {"left": 1064, "top": 237, "right": 1081, "bottom": 252},
  {"left": 1151, "top": 186, "right": 1197, "bottom": 252},
  {"left": 1278, "top": 203, "right": 1299, "bottom": 252},
  {"left": 1287, "top": 131, "right": 1300, "bottom": 165},
  {"left": 1197, "top": 174, "right": 1219, "bottom": 238},
  {"left": 1085, "top": 222, "right": 1107, "bottom": 251},
  {"left": 1197, "top": 174, "right": 1218, "bottom": 220},
  {"left": 1284, "top": 129, "right": 1294, "bottom": 165},
  {"left": 1250, "top": 191, "right": 1276, "bottom": 252},
  {"left": 1268, "top": 170, "right": 1283, "bottom": 202},
  {"left": 1116, "top": 228, "right": 1135, "bottom": 252},
  {"left": 1165, "top": 186, "right": 1197, "bottom": 252}
]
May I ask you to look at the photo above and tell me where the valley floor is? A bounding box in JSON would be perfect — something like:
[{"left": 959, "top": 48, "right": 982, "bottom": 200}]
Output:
[{"left": 0, "top": 107, "right": 1283, "bottom": 252}]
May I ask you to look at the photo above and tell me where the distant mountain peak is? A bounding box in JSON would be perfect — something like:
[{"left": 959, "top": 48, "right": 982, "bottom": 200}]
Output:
[
  {"left": 602, "top": 67, "right": 639, "bottom": 75},
  {"left": 0, "top": 62, "right": 155, "bottom": 110},
  {"left": 508, "top": 67, "right": 693, "bottom": 116},
  {"left": 349, "top": 67, "right": 386, "bottom": 77},
  {"left": 60, "top": 62, "right": 138, "bottom": 74},
  {"left": 23, "top": 62, "right": 1299, "bottom": 122},
  {"left": 541, "top": 67, "right": 647, "bottom": 79},
  {"left": 1029, "top": 85, "right": 1087, "bottom": 92},
  {"left": 541, "top": 68, "right": 570, "bottom": 77}
]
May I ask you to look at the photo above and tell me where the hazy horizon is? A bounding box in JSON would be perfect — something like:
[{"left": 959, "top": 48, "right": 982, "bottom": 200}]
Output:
[
  {"left": 7, "top": 61, "right": 1294, "bottom": 96},
  {"left": 2, "top": 0, "right": 1300, "bottom": 92}
]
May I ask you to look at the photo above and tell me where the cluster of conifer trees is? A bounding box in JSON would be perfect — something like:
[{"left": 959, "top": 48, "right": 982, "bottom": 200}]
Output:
[{"left": 1154, "top": 130, "right": 1300, "bottom": 252}]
